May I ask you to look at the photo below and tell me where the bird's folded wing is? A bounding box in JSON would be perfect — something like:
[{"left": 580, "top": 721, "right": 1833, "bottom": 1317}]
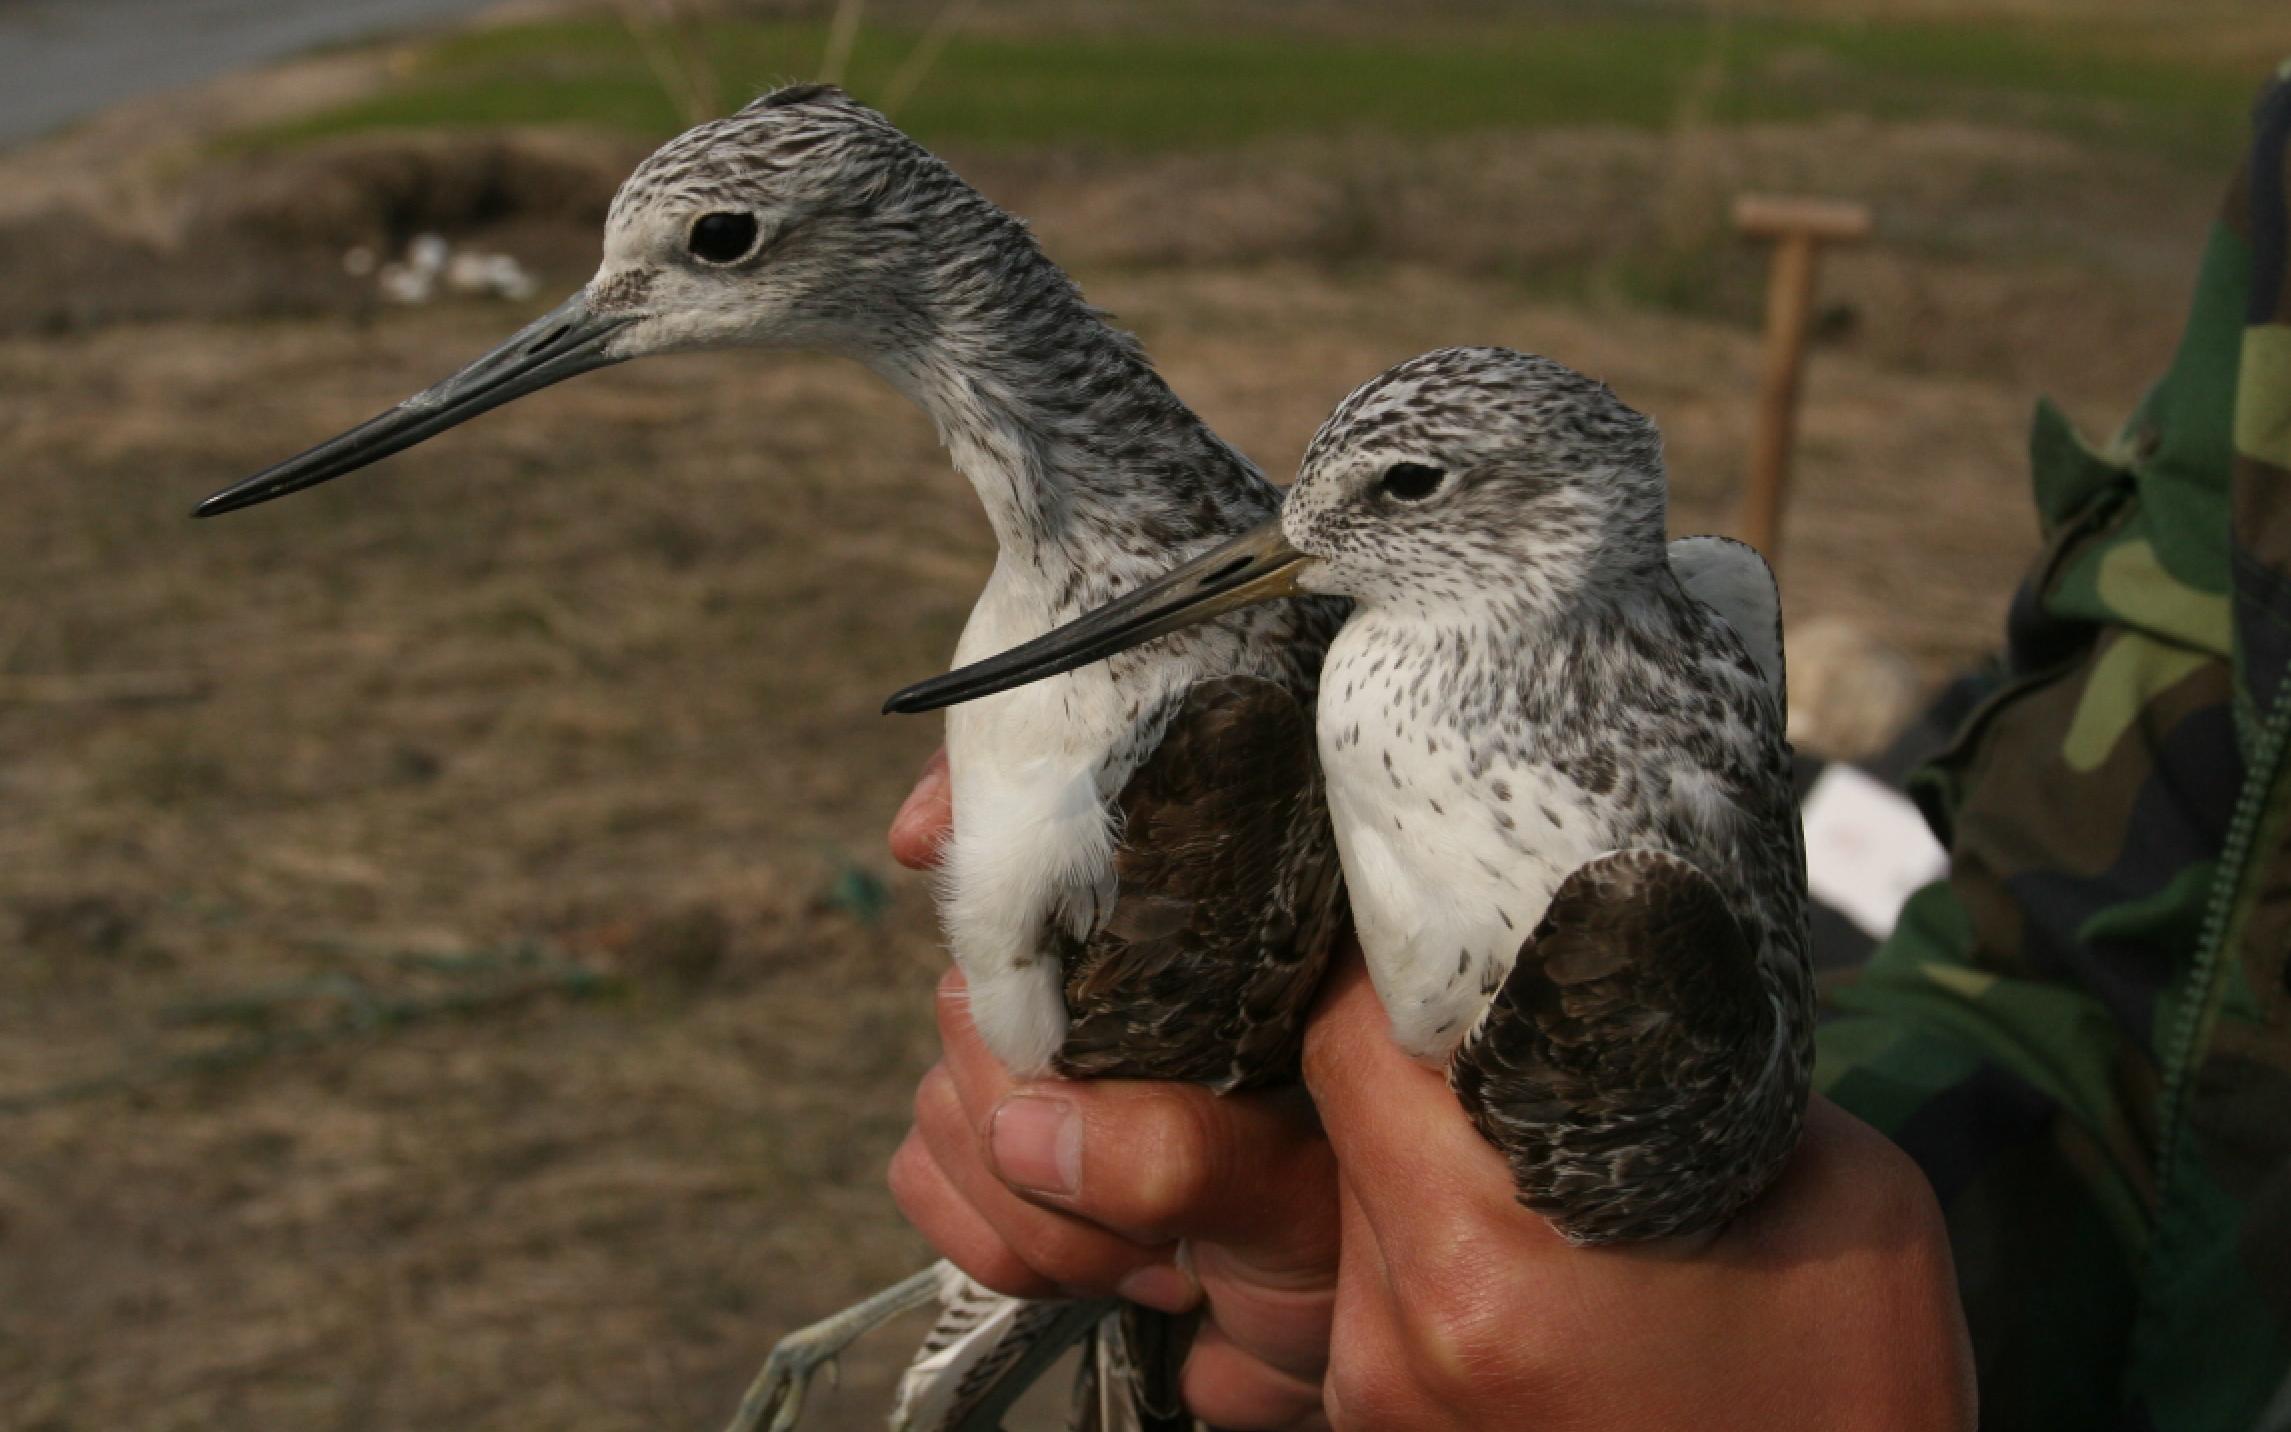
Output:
[
  {"left": 1450, "top": 848, "right": 1789, "bottom": 1244},
  {"left": 1668, "top": 534, "right": 1785, "bottom": 701},
  {"left": 1054, "top": 674, "right": 1345, "bottom": 1093}
]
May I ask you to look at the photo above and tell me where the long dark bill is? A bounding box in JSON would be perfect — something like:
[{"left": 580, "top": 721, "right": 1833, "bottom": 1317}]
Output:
[
  {"left": 192, "top": 292, "right": 633, "bottom": 518},
  {"left": 884, "top": 517, "right": 1311, "bottom": 715}
]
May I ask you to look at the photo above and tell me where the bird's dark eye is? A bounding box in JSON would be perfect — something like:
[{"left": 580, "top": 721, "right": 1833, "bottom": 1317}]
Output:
[
  {"left": 688, "top": 212, "right": 761, "bottom": 265},
  {"left": 1379, "top": 462, "right": 1447, "bottom": 501}
]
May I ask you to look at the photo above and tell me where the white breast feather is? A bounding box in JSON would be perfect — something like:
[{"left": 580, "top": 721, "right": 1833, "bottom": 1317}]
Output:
[
  {"left": 935, "top": 562, "right": 1131, "bottom": 1074},
  {"left": 1317, "top": 615, "right": 1603, "bottom": 1064}
]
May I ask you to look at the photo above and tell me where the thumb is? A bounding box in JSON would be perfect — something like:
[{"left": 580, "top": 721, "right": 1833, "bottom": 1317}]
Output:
[
  {"left": 1302, "top": 950, "right": 1536, "bottom": 1249},
  {"left": 988, "top": 1077, "right": 1336, "bottom": 1282},
  {"left": 889, "top": 747, "right": 953, "bottom": 870}
]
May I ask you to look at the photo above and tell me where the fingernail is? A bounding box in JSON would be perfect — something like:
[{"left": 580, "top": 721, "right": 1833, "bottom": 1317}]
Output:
[
  {"left": 990, "top": 1094, "right": 1081, "bottom": 1196},
  {"left": 1115, "top": 1262, "right": 1201, "bottom": 1314}
]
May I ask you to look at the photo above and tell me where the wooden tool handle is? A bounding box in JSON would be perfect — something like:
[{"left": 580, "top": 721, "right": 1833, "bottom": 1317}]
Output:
[{"left": 1731, "top": 195, "right": 1873, "bottom": 243}]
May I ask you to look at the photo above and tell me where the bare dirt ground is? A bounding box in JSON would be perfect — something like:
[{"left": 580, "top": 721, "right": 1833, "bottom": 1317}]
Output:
[{"left": 0, "top": 10, "right": 2257, "bottom": 1428}]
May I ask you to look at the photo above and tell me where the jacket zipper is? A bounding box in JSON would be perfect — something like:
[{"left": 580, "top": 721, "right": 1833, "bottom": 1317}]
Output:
[{"left": 2152, "top": 664, "right": 2291, "bottom": 1223}]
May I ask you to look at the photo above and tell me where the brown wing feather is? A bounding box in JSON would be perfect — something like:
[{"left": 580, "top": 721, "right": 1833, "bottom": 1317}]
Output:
[
  {"left": 1052, "top": 675, "right": 1345, "bottom": 1093},
  {"left": 1448, "top": 848, "right": 1805, "bottom": 1244}
]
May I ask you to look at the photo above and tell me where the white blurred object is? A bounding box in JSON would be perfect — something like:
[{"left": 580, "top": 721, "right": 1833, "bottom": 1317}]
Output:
[
  {"left": 1786, "top": 615, "right": 1922, "bottom": 761},
  {"left": 445, "top": 250, "right": 539, "bottom": 301},
  {"left": 369, "top": 232, "right": 533, "bottom": 304},
  {"left": 377, "top": 261, "right": 433, "bottom": 305},
  {"left": 377, "top": 230, "right": 448, "bottom": 305},
  {"left": 1800, "top": 762, "right": 1948, "bottom": 939},
  {"left": 407, "top": 232, "right": 451, "bottom": 273}
]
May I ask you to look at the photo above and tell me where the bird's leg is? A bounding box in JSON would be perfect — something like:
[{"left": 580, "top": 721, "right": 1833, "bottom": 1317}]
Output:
[{"left": 723, "top": 1264, "right": 946, "bottom": 1432}]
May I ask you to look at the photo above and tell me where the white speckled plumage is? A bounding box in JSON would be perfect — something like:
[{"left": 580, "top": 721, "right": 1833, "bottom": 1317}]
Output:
[{"left": 1280, "top": 348, "right": 1811, "bottom": 1240}]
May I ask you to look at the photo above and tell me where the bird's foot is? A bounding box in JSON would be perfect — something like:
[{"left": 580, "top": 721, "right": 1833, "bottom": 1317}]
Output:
[
  {"left": 722, "top": 1265, "right": 946, "bottom": 1432},
  {"left": 723, "top": 1335, "right": 835, "bottom": 1432}
]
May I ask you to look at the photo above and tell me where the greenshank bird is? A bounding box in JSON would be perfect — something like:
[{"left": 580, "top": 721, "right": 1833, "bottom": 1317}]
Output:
[
  {"left": 891, "top": 346, "right": 1813, "bottom": 1244},
  {"left": 198, "top": 87, "right": 1345, "bottom": 1429}
]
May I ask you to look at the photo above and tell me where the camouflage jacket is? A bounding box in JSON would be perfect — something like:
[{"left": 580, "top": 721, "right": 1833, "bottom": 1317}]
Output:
[{"left": 1816, "top": 67, "right": 2291, "bottom": 1432}]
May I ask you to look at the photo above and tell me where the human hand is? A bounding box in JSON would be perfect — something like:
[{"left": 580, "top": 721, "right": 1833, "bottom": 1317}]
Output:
[
  {"left": 1302, "top": 953, "right": 1976, "bottom": 1431},
  {"left": 886, "top": 749, "right": 1340, "bottom": 1430}
]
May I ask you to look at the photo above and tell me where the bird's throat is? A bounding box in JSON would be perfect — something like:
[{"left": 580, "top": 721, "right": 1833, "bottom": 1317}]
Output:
[{"left": 870, "top": 267, "right": 1273, "bottom": 607}]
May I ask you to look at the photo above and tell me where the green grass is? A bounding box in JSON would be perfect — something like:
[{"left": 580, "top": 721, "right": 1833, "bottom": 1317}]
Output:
[{"left": 236, "top": 14, "right": 2262, "bottom": 159}]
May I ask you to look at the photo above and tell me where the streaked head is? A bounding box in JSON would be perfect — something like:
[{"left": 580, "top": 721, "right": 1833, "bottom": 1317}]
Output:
[
  {"left": 1277, "top": 346, "right": 1667, "bottom": 610},
  {"left": 585, "top": 84, "right": 941, "bottom": 359},
  {"left": 197, "top": 86, "right": 953, "bottom": 518},
  {"left": 885, "top": 347, "right": 1669, "bottom": 713}
]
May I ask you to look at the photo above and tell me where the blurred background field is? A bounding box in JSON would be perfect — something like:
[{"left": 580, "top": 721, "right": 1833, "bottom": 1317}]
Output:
[{"left": 1, "top": 1, "right": 2281, "bottom": 1428}]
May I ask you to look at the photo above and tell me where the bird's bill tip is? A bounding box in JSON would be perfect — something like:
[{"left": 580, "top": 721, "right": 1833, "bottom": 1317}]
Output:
[
  {"left": 884, "top": 518, "right": 1310, "bottom": 715},
  {"left": 190, "top": 290, "right": 630, "bottom": 519}
]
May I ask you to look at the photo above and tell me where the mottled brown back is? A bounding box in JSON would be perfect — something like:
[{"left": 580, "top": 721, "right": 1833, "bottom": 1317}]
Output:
[{"left": 1052, "top": 675, "right": 1345, "bottom": 1093}]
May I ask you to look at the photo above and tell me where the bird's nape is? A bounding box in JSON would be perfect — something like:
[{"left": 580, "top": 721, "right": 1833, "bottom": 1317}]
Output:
[
  {"left": 191, "top": 291, "right": 634, "bottom": 518},
  {"left": 882, "top": 517, "right": 1313, "bottom": 714}
]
